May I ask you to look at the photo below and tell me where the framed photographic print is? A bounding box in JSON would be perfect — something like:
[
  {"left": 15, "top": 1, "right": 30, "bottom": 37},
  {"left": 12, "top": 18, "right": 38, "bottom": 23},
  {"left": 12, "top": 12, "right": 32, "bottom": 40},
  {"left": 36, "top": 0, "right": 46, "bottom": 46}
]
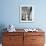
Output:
[{"left": 20, "top": 5, "right": 34, "bottom": 22}]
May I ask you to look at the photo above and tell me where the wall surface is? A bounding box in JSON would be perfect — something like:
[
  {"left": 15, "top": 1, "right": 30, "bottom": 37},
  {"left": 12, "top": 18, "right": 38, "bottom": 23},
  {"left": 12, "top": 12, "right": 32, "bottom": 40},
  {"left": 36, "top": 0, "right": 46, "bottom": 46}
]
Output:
[{"left": 0, "top": 0, "right": 46, "bottom": 29}]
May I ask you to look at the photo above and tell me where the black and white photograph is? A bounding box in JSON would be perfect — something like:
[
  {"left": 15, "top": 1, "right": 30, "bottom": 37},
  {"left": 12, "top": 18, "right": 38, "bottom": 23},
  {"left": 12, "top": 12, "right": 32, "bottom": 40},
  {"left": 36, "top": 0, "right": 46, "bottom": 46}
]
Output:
[{"left": 20, "top": 5, "right": 34, "bottom": 22}]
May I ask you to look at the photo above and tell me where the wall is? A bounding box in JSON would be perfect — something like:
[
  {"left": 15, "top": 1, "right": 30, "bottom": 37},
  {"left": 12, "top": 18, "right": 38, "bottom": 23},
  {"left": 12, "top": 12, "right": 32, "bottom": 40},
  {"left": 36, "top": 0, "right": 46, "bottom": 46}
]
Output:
[{"left": 0, "top": 0, "right": 46, "bottom": 29}]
